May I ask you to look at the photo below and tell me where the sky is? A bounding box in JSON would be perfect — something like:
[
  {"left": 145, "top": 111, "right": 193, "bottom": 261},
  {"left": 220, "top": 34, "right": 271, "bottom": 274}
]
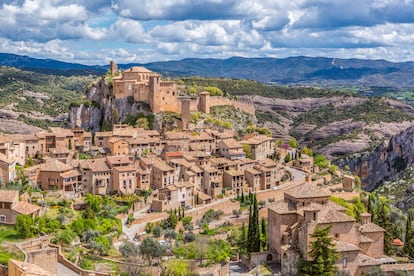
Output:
[{"left": 1, "top": 0, "right": 414, "bottom": 65}]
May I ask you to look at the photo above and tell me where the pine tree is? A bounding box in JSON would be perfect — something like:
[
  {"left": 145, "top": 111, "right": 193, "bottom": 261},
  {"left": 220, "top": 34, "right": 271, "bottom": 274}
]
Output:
[{"left": 300, "top": 226, "right": 339, "bottom": 275}]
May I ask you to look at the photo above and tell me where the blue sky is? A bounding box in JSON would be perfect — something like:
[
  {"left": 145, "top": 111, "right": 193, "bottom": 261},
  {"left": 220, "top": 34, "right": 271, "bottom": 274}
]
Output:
[{"left": 1, "top": 0, "right": 414, "bottom": 65}]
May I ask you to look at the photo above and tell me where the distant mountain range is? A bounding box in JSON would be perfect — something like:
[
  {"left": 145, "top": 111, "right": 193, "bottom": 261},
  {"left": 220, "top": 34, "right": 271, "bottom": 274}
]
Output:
[{"left": 2, "top": 53, "right": 414, "bottom": 87}]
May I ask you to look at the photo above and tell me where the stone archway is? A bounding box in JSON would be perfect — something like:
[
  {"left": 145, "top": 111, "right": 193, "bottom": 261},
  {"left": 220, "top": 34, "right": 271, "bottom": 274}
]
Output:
[{"left": 267, "top": 253, "right": 273, "bottom": 262}]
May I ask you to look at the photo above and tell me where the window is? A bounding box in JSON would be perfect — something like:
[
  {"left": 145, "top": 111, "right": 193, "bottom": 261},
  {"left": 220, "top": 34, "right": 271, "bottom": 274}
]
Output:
[
  {"left": 0, "top": 215, "right": 5, "bottom": 222},
  {"left": 342, "top": 258, "right": 347, "bottom": 268}
]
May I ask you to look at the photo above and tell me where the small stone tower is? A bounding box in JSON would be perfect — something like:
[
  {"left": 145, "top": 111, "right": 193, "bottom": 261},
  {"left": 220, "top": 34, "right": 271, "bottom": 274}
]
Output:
[
  {"left": 181, "top": 97, "right": 191, "bottom": 130},
  {"left": 149, "top": 75, "right": 160, "bottom": 113},
  {"left": 199, "top": 91, "right": 210, "bottom": 114},
  {"left": 109, "top": 60, "right": 118, "bottom": 74}
]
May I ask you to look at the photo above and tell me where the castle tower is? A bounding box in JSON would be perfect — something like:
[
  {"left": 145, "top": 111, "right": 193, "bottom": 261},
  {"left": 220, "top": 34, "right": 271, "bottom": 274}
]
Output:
[
  {"left": 109, "top": 60, "right": 118, "bottom": 75},
  {"left": 181, "top": 97, "right": 191, "bottom": 130},
  {"left": 199, "top": 91, "right": 210, "bottom": 114},
  {"left": 149, "top": 75, "right": 160, "bottom": 113}
]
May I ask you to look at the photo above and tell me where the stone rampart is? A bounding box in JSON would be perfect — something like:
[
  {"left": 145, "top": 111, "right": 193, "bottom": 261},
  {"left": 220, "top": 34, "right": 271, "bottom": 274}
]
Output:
[{"left": 208, "top": 96, "right": 255, "bottom": 115}]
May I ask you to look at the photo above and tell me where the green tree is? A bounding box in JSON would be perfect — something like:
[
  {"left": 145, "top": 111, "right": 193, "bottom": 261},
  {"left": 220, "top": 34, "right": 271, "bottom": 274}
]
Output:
[
  {"left": 247, "top": 194, "right": 260, "bottom": 252},
  {"left": 139, "top": 237, "right": 166, "bottom": 266},
  {"left": 314, "top": 154, "right": 329, "bottom": 169},
  {"left": 135, "top": 117, "right": 150, "bottom": 130},
  {"left": 204, "top": 86, "right": 224, "bottom": 96},
  {"left": 302, "top": 147, "right": 313, "bottom": 157},
  {"left": 120, "top": 241, "right": 140, "bottom": 258},
  {"left": 284, "top": 154, "right": 291, "bottom": 163},
  {"left": 243, "top": 144, "right": 253, "bottom": 159},
  {"left": 164, "top": 259, "right": 191, "bottom": 276},
  {"left": 300, "top": 226, "right": 339, "bottom": 276},
  {"left": 261, "top": 218, "right": 267, "bottom": 250},
  {"left": 85, "top": 194, "right": 102, "bottom": 213},
  {"left": 404, "top": 209, "right": 414, "bottom": 257},
  {"left": 289, "top": 138, "right": 298, "bottom": 148},
  {"left": 15, "top": 215, "right": 35, "bottom": 238}
]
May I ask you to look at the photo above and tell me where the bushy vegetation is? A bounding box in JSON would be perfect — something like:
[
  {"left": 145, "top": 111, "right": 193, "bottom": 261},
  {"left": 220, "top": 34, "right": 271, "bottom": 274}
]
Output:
[
  {"left": 293, "top": 98, "right": 413, "bottom": 127},
  {"left": 0, "top": 66, "right": 95, "bottom": 128},
  {"left": 180, "top": 77, "right": 353, "bottom": 99}
]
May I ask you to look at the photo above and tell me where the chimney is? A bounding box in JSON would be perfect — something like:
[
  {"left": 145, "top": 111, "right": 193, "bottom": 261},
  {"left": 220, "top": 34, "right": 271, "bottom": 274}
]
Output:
[{"left": 360, "top": 213, "right": 371, "bottom": 225}]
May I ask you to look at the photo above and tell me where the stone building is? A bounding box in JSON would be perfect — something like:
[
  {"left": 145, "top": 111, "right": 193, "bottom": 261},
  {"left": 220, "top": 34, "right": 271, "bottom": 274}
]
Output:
[
  {"left": 268, "top": 183, "right": 384, "bottom": 275},
  {"left": 112, "top": 66, "right": 178, "bottom": 113}
]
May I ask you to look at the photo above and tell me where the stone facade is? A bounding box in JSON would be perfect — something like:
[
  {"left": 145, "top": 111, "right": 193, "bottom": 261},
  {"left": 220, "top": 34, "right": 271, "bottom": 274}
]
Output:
[
  {"left": 110, "top": 61, "right": 255, "bottom": 119},
  {"left": 268, "top": 183, "right": 384, "bottom": 276}
]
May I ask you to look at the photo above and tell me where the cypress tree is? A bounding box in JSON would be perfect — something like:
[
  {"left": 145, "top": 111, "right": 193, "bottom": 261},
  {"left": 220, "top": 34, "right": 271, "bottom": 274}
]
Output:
[
  {"left": 251, "top": 194, "right": 260, "bottom": 252},
  {"left": 240, "top": 221, "right": 247, "bottom": 254},
  {"left": 247, "top": 205, "right": 253, "bottom": 252},
  {"left": 241, "top": 190, "right": 244, "bottom": 203},
  {"left": 261, "top": 217, "right": 267, "bottom": 250},
  {"left": 404, "top": 210, "right": 414, "bottom": 257}
]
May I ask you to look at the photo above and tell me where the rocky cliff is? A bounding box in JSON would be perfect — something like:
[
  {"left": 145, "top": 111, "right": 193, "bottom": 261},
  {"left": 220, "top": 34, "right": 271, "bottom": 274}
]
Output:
[
  {"left": 337, "top": 125, "right": 414, "bottom": 191},
  {"left": 69, "top": 78, "right": 151, "bottom": 131}
]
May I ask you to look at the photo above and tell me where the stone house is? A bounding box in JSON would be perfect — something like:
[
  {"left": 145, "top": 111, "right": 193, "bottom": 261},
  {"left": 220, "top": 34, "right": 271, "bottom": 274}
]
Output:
[
  {"left": 201, "top": 166, "right": 221, "bottom": 197},
  {"left": 292, "top": 154, "right": 314, "bottom": 173},
  {"left": 129, "top": 137, "right": 164, "bottom": 157},
  {"left": 0, "top": 152, "right": 16, "bottom": 185},
  {"left": 71, "top": 128, "right": 92, "bottom": 152},
  {"left": 22, "top": 134, "right": 40, "bottom": 159},
  {"left": 112, "top": 165, "right": 137, "bottom": 194},
  {"left": 79, "top": 158, "right": 112, "bottom": 195},
  {"left": 189, "top": 131, "right": 215, "bottom": 153},
  {"left": 163, "top": 132, "right": 190, "bottom": 152},
  {"left": 27, "top": 159, "right": 80, "bottom": 192},
  {"left": 94, "top": 131, "right": 113, "bottom": 147},
  {"left": 254, "top": 158, "right": 282, "bottom": 190},
  {"left": 46, "top": 127, "right": 74, "bottom": 153},
  {"left": 268, "top": 183, "right": 384, "bottom": 276},
  {"left": 244, "top": 167, "right": 261, "bottom": 192},
  {"left": 108, "top": 137, "right": 129, "bottom": 156},
  {"left": 151, "top": 181, "right": 194, "bottom": 212},
  {"left": 241, "top": 133, "right": 274, "bottom": 160},
  {"left": 0, "top": 135, "right": 26, "bottom": 166},
  {"left": 0, "top": 190, "right": 40, "bottom": 224},
  {"left": 223, "top": 169, "right": 246, "bottom": 196},
  {"left": 136, "top": 166, "right": 151, "bottom": 190},
  {"left": 151, "top": 159, "right": 175, "bottom": 189},
  {"left": 217, "top": 139, "right": 246, "bottom": 160}
]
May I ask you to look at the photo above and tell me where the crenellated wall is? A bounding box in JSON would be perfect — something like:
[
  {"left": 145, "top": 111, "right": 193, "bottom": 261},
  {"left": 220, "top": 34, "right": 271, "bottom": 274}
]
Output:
[{"left": 208, "top": 96, "right": 255, "bottom": 115}]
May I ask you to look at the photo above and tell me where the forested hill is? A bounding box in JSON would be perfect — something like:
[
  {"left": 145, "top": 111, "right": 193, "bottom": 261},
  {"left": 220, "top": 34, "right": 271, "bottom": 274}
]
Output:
[{"left": 2, "top": 53, "right": 414, "bottom": 87}]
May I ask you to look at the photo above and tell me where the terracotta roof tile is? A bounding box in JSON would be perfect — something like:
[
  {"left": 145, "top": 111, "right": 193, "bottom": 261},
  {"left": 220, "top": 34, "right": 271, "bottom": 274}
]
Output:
[
  {"left": 12, "top": 201, "right": 40, "bottom": 215},
  {"left": 335, "top": 240, "right": 361, "bottom": 252},
  {"left": 0, "top": 190, "right": 18, "bottom": 203},
  {"left": 39, "top": 159, "right": 73, "bottom": 172},
  {"left": 360, "top": 223, "right": 385, "bottom": 233},
  {"left": 357, "top": 253, "right": 382, "bottom": 267},
  {"left": 285, "top": 183, "right": 330, "bottom": 199}
]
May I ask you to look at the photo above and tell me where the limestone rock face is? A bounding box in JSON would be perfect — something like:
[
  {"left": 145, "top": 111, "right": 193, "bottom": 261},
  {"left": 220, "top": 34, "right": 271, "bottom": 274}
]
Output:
[
  {"left": 69, "top": 78, "right": 151, "bottom": 131},
  {"left": 337, "top": 125, "right": 414, "bottom": 191}
]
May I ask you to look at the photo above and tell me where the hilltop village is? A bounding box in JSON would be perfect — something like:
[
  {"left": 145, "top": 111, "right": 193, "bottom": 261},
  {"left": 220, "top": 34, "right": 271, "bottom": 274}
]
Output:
[{"left": 0, "top": 66, "right": 410, "bottom": 276}]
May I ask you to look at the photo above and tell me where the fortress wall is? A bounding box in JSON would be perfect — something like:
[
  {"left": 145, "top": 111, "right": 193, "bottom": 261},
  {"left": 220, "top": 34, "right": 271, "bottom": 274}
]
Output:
[{"left": 208, "top": 96, "right": 255, "bottom": 115}]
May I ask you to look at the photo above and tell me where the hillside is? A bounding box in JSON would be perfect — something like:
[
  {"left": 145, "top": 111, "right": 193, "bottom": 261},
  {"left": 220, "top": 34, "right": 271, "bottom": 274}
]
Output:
[
  {"left": 0, "top": 66, "right": 96, "bottom": 133},
  {"left": 3, "top": 53, "right": 414, "bottom": 87}
]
